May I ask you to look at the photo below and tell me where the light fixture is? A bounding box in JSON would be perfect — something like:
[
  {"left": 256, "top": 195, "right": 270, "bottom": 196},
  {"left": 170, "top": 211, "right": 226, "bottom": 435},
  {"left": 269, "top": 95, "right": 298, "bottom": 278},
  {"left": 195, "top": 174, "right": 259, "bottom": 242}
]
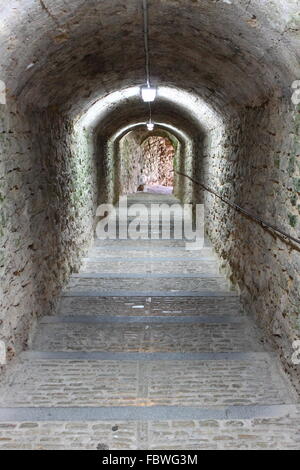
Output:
[
  {"left": 146, "top": 120, "right": 154, "bottom": 131},
  {"left": 140, "top": 84, "right": 157, "bottom": 102}
]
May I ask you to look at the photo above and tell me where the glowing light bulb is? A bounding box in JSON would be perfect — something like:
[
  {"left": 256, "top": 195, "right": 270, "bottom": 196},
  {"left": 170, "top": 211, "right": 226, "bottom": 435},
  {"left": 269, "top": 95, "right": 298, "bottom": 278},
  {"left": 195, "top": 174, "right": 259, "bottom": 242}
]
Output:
[
  {"left": 140, "top": 85, "right": 157, "bottom": 102},
  {"left": 146, "top": 121, "right": 154, "bottom": 131}
]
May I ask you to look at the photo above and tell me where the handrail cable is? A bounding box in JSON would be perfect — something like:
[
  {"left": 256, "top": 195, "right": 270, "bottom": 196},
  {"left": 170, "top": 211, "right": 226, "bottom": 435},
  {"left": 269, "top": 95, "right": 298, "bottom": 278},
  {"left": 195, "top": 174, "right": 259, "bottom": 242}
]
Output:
[{"left": 174, "top": 169, "right": 300, "bottom": 246}]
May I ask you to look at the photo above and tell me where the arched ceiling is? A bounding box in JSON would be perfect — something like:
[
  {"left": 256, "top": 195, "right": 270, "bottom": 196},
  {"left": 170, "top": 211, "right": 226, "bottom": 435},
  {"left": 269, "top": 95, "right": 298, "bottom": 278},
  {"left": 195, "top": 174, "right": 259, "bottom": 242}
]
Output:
[
  {"left": 112, "top": 122, "right": 188, "bottom": 145},
  {"left": 76, "top": 86, "right": 224, "bottom": 139},
  {"left": 0, "top": 0, "right": 299, "bottom": 116}
]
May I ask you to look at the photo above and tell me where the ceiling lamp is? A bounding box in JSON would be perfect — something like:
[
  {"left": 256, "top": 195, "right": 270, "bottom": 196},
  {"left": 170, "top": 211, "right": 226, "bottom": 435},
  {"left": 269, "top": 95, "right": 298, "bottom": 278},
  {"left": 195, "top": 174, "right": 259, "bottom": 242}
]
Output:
[
  {"left": 141, "top": 84, "right": 157, "bottom": 102},
  {"left": 146, "top": 120, "right": 154, "bottom": 131}
]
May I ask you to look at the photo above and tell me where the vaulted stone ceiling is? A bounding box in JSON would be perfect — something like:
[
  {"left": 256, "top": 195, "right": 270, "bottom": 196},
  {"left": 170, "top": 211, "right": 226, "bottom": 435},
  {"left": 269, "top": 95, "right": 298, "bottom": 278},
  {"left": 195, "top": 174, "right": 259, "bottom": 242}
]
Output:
[{"left": 0, "top": 0, "right": 299, "bottom": 116}]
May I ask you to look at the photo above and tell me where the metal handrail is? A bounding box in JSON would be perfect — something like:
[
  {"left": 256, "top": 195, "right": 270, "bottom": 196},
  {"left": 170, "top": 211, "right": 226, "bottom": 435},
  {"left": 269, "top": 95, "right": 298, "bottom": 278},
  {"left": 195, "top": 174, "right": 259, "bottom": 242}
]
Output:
[{"left": 175, "top": 170, "right": 300, "bottom": 247}]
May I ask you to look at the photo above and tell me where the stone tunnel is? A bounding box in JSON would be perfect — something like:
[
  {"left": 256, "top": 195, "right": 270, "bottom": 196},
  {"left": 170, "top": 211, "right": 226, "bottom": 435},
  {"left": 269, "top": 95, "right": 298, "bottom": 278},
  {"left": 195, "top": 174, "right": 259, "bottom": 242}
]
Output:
[{"left": 0, "top": 0, "right": 299, "bottom": 450}]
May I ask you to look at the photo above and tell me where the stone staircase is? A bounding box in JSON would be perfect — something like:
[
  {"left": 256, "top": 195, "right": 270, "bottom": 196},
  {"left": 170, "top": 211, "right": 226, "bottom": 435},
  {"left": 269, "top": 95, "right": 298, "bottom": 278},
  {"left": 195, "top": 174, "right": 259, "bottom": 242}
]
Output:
[{"left": 0, "top": 192, "right": 299, "bottom": 449}]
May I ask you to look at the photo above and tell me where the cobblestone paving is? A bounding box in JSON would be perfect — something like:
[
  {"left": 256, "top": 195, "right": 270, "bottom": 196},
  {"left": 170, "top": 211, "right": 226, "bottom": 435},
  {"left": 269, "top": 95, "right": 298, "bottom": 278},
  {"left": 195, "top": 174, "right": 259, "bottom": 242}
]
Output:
[{"left": 0, "top": 192, "right": 299, "bottom": 449}]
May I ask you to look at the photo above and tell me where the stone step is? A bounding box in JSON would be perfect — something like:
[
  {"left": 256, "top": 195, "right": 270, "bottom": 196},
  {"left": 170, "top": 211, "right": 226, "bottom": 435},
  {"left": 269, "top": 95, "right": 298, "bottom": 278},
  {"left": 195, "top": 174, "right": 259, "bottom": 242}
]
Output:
[
  {"left": 42, "top": 314, "right": 244, "bottom": 324},
  {"left": 33, "top": 319, "right": 262, "bottom": 353},
  {"left": 97, "top": 235, "right": 198, "bottom": 241},
  {"left": 63, "top": 291, "right": 237, "bottom": 298},
  {"left": 0, "top": 404, "right": 297, "bottom": 424},
  {"left": 126, "top": 194, "right": 178, "bottom": 199},
  {"left": 106, "top": 212, "right": 192, "bottom": 220},
  {"left": 0, "top": 355, "right": 292, "bottom": 408},
  {"left": 94, "top": 243, "right": 212, "bottom": 249},
  {"left": 118, "top": 206, "right": 178, "bottom": 210},
  {"left": 125, "top": 195, "right": 179, "bottom": 203},
  {"left": 72, "top": 272, "right": 222, "bottom": 278},
  {"left": 111, "top": 215, "right": 188, "bottom": 223},
  {"left": 83, "top": 256, "right": 218, "bottom": 262},
  {"left": 88, "top": 247, "right": 216, "bottom": 259},
  {"left": 111, "top": 219, "right": 192, "bottom": 224},
  {"left": 80, "top": 258, "right": 220, "bottom": 275},
  {"left": 58, "top": 295, "right": 242, "bottom": 316},
  {"left": 91, "top": 244, "right": 214, "bottom": 252},
  {"left": 0, "top": 407, "right": 299, "bottom": 449},
  {"left": 65, "top": 276, "right": 230, "bottom": 294},
  {"left": 123, "top": 201, "right": 180, "bottom": 207},
  {"left": 94, "top": 239, "right": 193, "bottom": 248},
  {"left": 112, "top": 218, "right": 186, "bottom": 223},
  {"left": 111, "top": 215, "right": 192, "bottom": 221},
  {"left": 117, "top": 196, "right": 181, "bottom": 202}
]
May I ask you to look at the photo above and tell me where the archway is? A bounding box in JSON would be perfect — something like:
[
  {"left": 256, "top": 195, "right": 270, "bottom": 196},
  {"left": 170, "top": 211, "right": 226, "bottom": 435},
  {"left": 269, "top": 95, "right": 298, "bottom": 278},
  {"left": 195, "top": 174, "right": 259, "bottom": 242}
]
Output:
[{"left": 139, "top": 135, "right": 175, "bottom": 193}]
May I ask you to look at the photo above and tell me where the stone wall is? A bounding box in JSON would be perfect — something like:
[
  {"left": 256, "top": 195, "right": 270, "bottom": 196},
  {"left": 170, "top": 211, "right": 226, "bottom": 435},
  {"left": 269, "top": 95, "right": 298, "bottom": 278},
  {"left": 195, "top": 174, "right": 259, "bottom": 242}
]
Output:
[
  {"left": 116, "top": 130, "right": 182, "bottom": 198},
  {"left": 0, "top": 106, "right": 97, "bottom": 363},
  {"left": 118, "top": 131, "right": 143, "bottom": 196},
  {"left": 141, "top": 136, "right": 175, "bottom": 186},
  {"left": 201, "top": 98, "right": 300, "bottom": 392}
]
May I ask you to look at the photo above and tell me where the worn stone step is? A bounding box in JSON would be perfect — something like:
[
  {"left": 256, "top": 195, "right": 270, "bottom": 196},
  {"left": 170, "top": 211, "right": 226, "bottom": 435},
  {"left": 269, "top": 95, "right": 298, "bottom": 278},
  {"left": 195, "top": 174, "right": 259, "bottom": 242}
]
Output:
[
  {"left": 117, "top": 199, "right": 183, "bottom": 205},
  {"left": 95, "top": 238, "right": 206, "bottom": 246},
  {"left": 126, "top": 196, "right": 179, "bottom": 201},
  {"left": 63, "top": 291, "right": 237, "bottom": 298},
  {"left": 42, "top": 314, "right": 244, "bottom": 324},
  {"left": 91, "top": 244, "right": 214, "bottom": 251},
  {"left": 58, "top": 295, "right": 242, "bottom": 316},
  {"left": 112, "top": 210, "right": 190, "bottom": 219},
  {"left": 93, "top": 244, "right": 212, "bottom": 250},
  {"left": 88, "top": 247, "right": 217, "bottom": 261},
  {"left": 97, "top": 235, "right": 198, "bottom": 241},
  {"left": 107, "top": 222, "right": 195, "bottom": 231},
  {"left": 23, "top": 351, "right": 267, "bottom": 360},
  {"left": 94, "top": 239, "right": 193, "bottom": 248},
  {"left": 82, "top": 256, "right": 218, "bottom": 262},
  {"left": 65, "top": 276, "right": 230, "bottom": 294},
  {"left": 72, "top": 272, "right": 222, "bottom": 278},
  {"left": 81, "top": 258, "right": 220, "bottom": 275},
  {"left": 95, "top": 237, "right": 213, "bottom": 244},
  {"left": 123, "top": 202, "right": 180, "bottom": 208},
  {"left": 125, "top": 195, "right": 179, "bottom": 204},
  {"left": 33, "top": 319, "right": 262, "bottom": 353},
  {"left": 0, "top": 355, "right": 292, "bottom": 408},
  {"left": 88, "top": 247, "right": 216, "bottom": 259},
  {"left": 112, "top": 217, "right": 192, "bottom": 223},
  {"left": 99, "top": 219, "right": 193, "bottom": 225},
  {"left": 0, "top": 404, "right": 297, "bottom": 423},
  {"left": 0, "top": 407, "right": 299, "bottom": 449}
]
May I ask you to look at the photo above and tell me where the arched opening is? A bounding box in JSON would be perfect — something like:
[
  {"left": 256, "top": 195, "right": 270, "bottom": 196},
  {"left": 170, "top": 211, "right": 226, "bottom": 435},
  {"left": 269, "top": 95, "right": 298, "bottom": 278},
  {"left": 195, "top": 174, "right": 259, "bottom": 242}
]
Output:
[
  {"left": 114, "top": 126, "right": 182, "bottom": 199},
  {"left": 139, "top": 135, "right": 175, "bottom": 194}
]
